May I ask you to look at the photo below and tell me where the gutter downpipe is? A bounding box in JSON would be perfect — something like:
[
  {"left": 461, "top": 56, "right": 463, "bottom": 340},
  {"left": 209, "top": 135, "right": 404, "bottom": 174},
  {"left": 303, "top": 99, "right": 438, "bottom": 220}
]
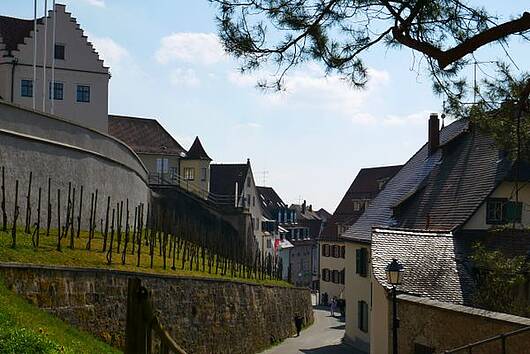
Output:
[{"left": 10, "top": 58, "right": 18, "bottom": 103}]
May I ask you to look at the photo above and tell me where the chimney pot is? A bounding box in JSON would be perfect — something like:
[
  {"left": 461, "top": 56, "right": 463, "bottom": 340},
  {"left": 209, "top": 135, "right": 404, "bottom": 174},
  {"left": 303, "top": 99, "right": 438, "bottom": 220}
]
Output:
[{"left": 428, "top": 113, "right": 440, "bottom": 155}]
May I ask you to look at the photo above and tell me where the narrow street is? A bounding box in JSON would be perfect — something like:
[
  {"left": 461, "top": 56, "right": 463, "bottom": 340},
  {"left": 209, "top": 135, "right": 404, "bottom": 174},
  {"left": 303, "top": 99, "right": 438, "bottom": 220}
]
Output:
[{"left": 260, "top": 308, "right": 360, "bottom": 354}]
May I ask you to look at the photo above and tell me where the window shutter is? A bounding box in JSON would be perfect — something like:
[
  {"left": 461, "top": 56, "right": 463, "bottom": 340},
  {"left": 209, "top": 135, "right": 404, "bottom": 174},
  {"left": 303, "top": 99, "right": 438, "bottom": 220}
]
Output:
[
  {"left": 341, "top": 246, "right": 346, "bottom": 259},
  {"left": 362, "top": 302, "right": 368, "bottom": 332},
  {"left": 360, "top": 248, "right": 368, "bottom": 277},
  {"left": 356, "top": 249, "right": 361, "bottom": 275},
  {"left": 357, "top": 301, "right": 363, "bottom": 330},
  {"left": 506, "top": 201, "right": 523, "bottom": 223}
]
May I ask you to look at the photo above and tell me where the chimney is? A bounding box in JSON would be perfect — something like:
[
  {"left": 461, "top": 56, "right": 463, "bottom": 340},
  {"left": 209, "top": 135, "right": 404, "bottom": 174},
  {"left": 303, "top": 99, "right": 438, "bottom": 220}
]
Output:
[
  {"left": 302, "top": 200, "right": 306, "bottom": 214},
  {"left": 428, "top": 113, "right": 440, "bottom": 155}
]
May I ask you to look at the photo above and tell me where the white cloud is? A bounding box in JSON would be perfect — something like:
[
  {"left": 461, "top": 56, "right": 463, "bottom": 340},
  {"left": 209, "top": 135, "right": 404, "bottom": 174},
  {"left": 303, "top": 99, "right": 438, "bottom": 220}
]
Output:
[
  {"left": 228, "top": 64, "right": 390, "bottom": 124},
  {"left": 88, "top": 34, "right": 129, "bottom": 69},
  {"left": 170, "top": 68, "right": 201, "bottom": 88},
  {"left": 155, "top": 33, "right": 226, "bottom": 65},
  {"left": 381, "top": 110, "right": 432, "bottom": 126},
  {"left": 84, "top": 0, "right": 105, "bottom": 7}
]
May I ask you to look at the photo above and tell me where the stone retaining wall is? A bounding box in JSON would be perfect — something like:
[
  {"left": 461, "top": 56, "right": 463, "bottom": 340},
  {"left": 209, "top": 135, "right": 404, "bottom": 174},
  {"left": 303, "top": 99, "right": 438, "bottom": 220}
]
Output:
[{"left": 0, "top": 263, "right": 313, "bottom": 354}]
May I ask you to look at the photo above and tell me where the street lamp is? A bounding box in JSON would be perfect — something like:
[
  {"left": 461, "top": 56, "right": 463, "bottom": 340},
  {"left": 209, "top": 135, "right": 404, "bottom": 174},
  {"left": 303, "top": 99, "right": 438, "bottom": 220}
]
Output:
[{"left": 386, "top": 259, "right": 404, "bottom": 354}]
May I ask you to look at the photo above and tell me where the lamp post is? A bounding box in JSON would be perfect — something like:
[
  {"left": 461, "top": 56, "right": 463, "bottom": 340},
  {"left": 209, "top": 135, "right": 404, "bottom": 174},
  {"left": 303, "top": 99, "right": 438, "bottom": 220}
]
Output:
[{"left": 386, "top": 258, "right": 404, "bottom": 354}]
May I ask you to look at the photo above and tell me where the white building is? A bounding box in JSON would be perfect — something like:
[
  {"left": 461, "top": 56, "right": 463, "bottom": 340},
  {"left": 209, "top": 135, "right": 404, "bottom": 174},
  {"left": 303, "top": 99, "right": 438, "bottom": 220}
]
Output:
[{"left": 0, "top": 4, "right": 110, "bottom": 132}]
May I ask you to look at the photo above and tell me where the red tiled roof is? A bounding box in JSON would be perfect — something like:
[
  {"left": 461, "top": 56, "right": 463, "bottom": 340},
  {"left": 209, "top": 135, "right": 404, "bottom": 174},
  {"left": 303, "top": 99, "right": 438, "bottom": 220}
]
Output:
[
  {"left": 108, "top": 115, "right": 185, "bottom": 155},
  {"left": 185, "top": 136, "right": 211, "bottom": 161}
]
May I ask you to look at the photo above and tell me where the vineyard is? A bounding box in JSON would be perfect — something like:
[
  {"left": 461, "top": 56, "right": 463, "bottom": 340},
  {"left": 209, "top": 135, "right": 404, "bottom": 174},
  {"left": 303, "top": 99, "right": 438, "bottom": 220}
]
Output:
[{"left": 0, "top": 167, "right": 287, "bottom": 285}]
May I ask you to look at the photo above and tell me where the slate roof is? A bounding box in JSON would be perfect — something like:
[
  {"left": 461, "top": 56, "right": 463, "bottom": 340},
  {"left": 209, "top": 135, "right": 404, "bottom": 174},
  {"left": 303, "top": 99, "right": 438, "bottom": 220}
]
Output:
[
  {"left": 371, "top": 227, "right": 475, "bottom": 305},
  {"left": 341, "top": 118, "right": 470, "bottom": 243},
  {"left": 185, "top": 137, "right": 211, "bottom": 161},
  {"left": 394, "top": 128, "right": 512, "bottom": 230},
  {"left": 256, "top": 186, "right": 287, "bottom": 220},
  {"left": 210, "top": 163, "right": 249, "bottom": 196},
  {"left": 0, "top": 15, "right": 40, "bottom": 54},
  {"left": 320, "top": 165, "right": 402, "bottom": 241},
  {"left": 108, "top": 115, "right": 186, "bottom": 155}
]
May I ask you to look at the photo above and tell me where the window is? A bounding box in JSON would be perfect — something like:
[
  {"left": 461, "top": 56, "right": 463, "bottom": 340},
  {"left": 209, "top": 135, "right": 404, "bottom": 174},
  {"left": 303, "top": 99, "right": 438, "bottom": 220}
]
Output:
[
  {"left": 358, "top": 301, "right": 369, "bottom": 332},
  {"left": 266, "top": 239, "right": 272, "bottom": 249},
  {"left": 414, "top": 344, "right": 435, "bottom": 354},
  {"left": 247, "top": 195, "right": 251, "bottom": 207},
  {"left": 322, "top": 244, "right": 330, "bottom": 257},
  {"left": 253, "top": 196, "right": 255, "bottom": 207},
  {"left": 200, "top": 168, "right": 207, "bottom": 181},
  {"left": 76, "top": 85, "right": 90, "bottom": 103},
  {"left": 486, "top": 198, "right": 522, "bottom": 224},
  {"left": 49, "top": 82, "right": 64, "bottom": 100},
  {"left": 21, "top": 79, "right": 33, "bottom": 97},
  {"left": 341, "top": 246, "right": 346, "bottom": 259},
  {"left": 54, "top": 44, "right": 65, "bottom": 60},
  {"left": 247, "top": 177, "right": 251, "bottom": 187},
  {"left": 356, "top": 247, "right": 368, "bottom": 277},
  {"left": 332, "top": 270, "right": 339, "bottom": 284},
  {"left": 322, "top": 268, "right": 330, "bottom": 282},
  {"left": 156, "top": 158, "right": 169, "bottom": 173},
  {"left": 183, "top": 167, "right": 195, "bottom": 180},
  {"left": 340, "top": 269, "right": 345, "bottom": 284}
]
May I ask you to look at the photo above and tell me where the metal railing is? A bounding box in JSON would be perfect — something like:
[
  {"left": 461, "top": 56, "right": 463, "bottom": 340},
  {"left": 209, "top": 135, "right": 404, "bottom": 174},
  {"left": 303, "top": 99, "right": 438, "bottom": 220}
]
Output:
[
  {"left": 148, "top": 172, "right": 236, "bottom": 206},
  {"left": 125, "top": 278, "right": 187, "bottom": 354},
  {"left": 444, "top": 326, "right": 530, "bottom": 353}
]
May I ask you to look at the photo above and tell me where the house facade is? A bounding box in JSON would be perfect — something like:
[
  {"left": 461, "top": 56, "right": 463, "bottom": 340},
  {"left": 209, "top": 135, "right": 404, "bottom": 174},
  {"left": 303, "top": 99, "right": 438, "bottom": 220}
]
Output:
[
  {"left": 319, "top": 165, "right": 401, "bottom": 302},
  {"left": 210, "top": 160, "right": 268, "bottom": 254},
  {"left": 179, "top": 137, "right": 212, "bottom": 198},
  {"left": 341, "top": 113, "right": 530, "bottom": 353},
  {"left": 0, "top": 4, "right": 109, "bottom": 132}
]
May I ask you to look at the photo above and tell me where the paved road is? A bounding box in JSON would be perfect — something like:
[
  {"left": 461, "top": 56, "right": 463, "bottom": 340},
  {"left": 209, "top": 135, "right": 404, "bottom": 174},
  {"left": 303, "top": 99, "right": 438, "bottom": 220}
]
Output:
[{"left": 260, "top": 308, "right": 360, "bottom": 354}]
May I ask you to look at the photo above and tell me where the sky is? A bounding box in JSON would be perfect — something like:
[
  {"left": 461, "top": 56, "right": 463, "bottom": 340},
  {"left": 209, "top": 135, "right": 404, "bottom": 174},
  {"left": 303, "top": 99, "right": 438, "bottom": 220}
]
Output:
[{"left": 1, "top": 0, "right": 528, "bottom": 212}]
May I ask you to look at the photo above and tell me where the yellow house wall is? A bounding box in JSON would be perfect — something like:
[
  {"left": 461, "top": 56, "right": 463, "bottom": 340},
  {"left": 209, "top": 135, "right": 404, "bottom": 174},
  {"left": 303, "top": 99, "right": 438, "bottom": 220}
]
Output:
[
  {"left": 179, "top": 159, "right": 211, "bottom": 198},
  {"left": 138, "top": 153, "right": 180, "bottom": 177},
  {"left": 464, "top": 181, "right": 530, "bottom": 230},
  {"left": 370, "top": 276, "right": 390, "bottom": 354},
  {"left": 344, "top": 241, "right": 371, "bottom": 353},
  {"left": 318, "top": 240, "right": 345, "bottom": 299}
]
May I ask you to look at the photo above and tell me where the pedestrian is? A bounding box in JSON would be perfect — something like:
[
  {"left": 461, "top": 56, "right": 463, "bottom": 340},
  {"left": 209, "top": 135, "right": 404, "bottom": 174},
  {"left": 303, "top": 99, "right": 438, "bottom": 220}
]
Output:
[
  {"left": 294, "top": 314, "right": 304, "bottom": 337},
  {"left": 330, "top": 297, "right": 336, "bottom": 317}
]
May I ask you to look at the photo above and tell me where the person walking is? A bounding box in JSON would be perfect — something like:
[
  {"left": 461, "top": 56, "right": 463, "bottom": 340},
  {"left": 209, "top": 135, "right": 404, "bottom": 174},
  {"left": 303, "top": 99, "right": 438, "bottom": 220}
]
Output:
[
  {"left": 294, "top": 314, "right": 304, "bottom": 337},
  {"left": 330, "top": 297, "right": 336, "bottom": 317}
]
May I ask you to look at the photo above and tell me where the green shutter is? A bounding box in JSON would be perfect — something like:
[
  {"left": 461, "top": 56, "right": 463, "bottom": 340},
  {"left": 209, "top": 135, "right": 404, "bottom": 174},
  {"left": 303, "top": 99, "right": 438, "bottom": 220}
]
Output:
[
  {"left": 362, "top": 302, "right": 369, "bottom": 332},
  {"left": 357, "top": 301, "right": 362, "bottom": 329},
  {"left": 506, "top": 201, "right": 523, "bottom": 223},
  {"left": 356, "top": 249, "right": 361, "bottom": 274},
  {"left": 360, "top": 248, "right": 368, "bottom": 277}
]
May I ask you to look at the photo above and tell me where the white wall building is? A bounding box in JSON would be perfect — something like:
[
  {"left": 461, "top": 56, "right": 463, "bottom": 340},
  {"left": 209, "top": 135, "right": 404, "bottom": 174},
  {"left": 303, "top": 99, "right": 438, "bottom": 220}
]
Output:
[{"left": 0, "top": 4, "right": 110, "bottom": 132}]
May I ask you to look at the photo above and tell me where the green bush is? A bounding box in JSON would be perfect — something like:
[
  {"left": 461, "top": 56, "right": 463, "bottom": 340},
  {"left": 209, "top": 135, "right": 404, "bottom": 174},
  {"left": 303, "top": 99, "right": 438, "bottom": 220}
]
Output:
[{"left": 0, "top": 313, "right": 61, "bottom": 354}]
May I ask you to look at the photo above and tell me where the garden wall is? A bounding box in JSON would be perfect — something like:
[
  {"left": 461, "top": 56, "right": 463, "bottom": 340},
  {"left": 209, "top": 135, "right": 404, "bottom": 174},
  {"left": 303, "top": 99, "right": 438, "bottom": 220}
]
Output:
[
  {"left": 398, "top": 294, "right": 530, "bottom": 353},
  {"left": 0, "top": 263, "right": 313, "bottom": 354}
]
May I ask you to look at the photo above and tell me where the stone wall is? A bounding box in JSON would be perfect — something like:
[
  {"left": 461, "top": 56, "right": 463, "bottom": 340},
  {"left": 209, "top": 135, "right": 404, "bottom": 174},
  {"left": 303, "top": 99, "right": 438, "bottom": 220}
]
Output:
[
  {"left": 0, "top": 263, "right": 313, "bottom": 354},
  {"left": 0, "top": 101, "right": 150, "bottom": 229},
  {"left": 398, "top": 294, "right": 530, "bottom": 353}
]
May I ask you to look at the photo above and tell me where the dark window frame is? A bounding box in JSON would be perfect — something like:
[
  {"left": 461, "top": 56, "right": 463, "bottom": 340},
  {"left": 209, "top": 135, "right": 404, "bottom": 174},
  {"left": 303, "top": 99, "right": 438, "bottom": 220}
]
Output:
[
  {"left": 48, "top": 82, "right": 64, "bottom": 100},
  {"left": 21, "top": 79, "right": 33, "bottom": 97},
  {"left": 54, "top": 44, "right": 65, "bottom": 60},
  {"left": 76, "top": 85, "right": 90, "bottom": 103}
]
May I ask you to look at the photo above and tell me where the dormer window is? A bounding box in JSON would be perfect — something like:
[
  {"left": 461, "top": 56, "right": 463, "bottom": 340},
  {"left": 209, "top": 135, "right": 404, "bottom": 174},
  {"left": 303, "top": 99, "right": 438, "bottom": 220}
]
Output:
[{"left": 54, "top": 44, "right": 65, "bottom": 60}]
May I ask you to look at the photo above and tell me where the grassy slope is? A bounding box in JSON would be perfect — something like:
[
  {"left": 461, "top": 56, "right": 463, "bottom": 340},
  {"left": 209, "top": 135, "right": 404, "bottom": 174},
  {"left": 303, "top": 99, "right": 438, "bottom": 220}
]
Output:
[
  {"left": 0, "top": 228, "right": 289, "bottom": 287},
  {"left": 0, "top": 279, "right": 119, "bottom": 354}
]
